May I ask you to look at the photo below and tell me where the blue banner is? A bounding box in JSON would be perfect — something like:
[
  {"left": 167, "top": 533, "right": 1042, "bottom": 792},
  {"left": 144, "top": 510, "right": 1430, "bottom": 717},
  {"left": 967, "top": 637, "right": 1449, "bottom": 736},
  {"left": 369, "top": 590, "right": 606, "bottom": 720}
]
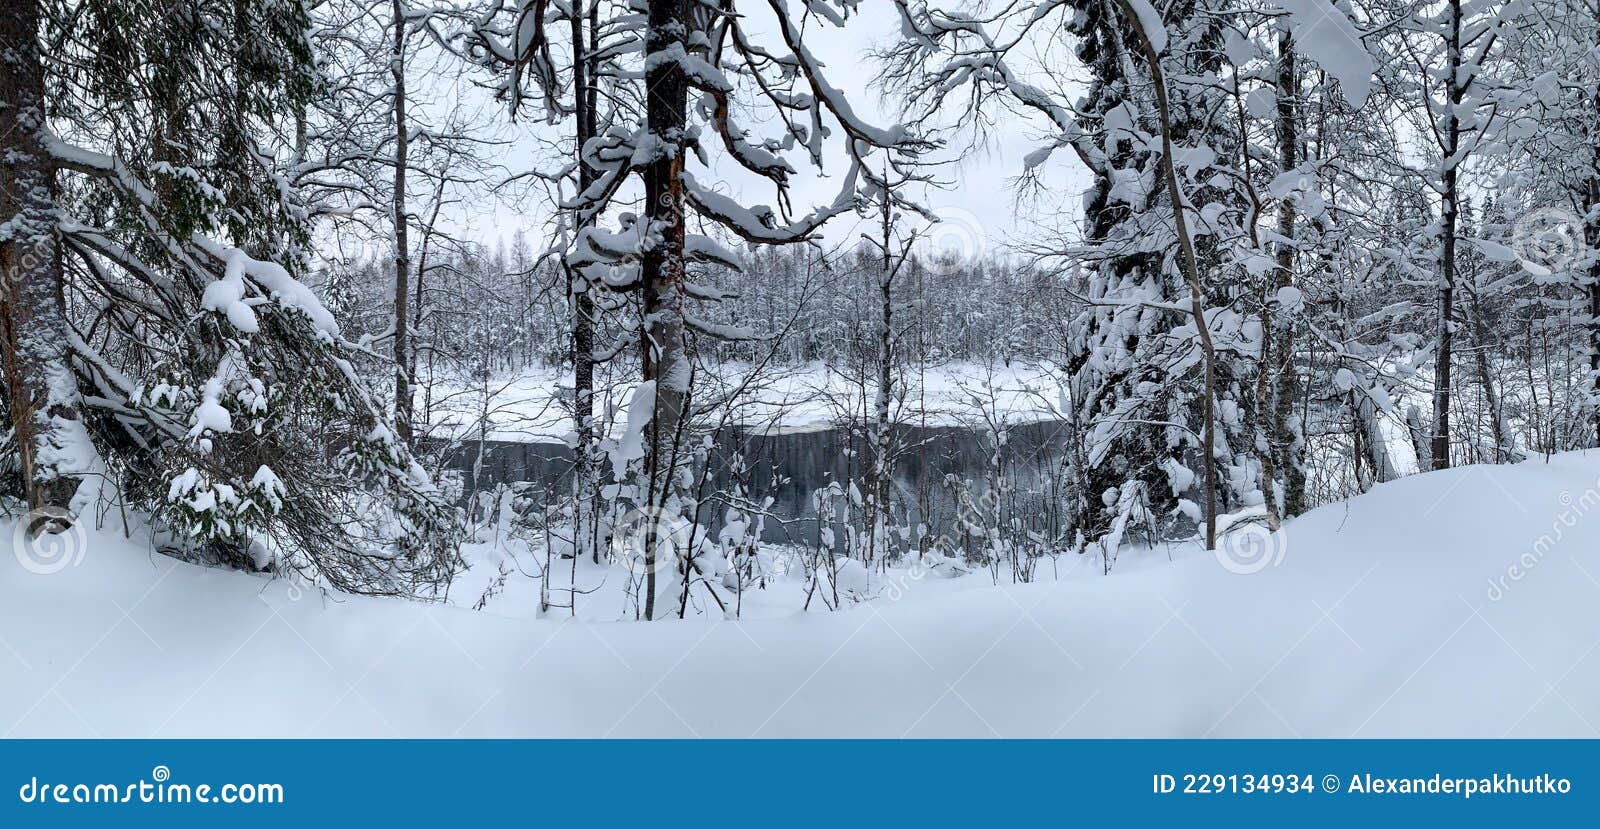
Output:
[{"left": 0, "top": 740, "right": 1592, "bottom": 826}]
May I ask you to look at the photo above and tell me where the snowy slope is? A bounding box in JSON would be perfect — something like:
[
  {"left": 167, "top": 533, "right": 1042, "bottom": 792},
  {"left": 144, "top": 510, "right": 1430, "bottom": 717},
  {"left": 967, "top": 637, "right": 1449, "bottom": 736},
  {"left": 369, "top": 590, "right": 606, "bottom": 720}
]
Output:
[{"left": 2, "top": 451, "right": 1598, "bottom": 738}]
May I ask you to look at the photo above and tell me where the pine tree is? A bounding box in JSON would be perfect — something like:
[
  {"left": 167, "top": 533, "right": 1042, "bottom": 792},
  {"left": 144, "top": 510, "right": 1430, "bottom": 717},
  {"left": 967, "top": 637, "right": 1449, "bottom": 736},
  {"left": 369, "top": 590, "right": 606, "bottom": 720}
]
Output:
[
  {"left": 0, "top": 0, "right": 90, "bottom": 518},
  {"left": 0, "top": 0, "right": 462, "bottom": 593}
]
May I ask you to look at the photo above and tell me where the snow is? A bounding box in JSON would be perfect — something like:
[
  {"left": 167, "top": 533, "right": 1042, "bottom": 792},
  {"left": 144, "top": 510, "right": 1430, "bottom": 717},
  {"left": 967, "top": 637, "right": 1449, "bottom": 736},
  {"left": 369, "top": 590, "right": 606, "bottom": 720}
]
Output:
[
  {"left": 194, "top": 241, "right": 341, "bottom": 337},
  {"left": 201, "top": 251, "right": 260, "bottom": 335},
  {"left": 426, "top": 360, "right": 1073, "bottom": 442},
  {"left": 35, "top": 363, "right": 100, "bottom": 481},
  {"left": 5, "top": 451, "right": 1598, "bottom": 737},
  {"left": 1246, "top": 86, "right": 1276, "bottom": 119},
  {"left": 611, "top": 380, "right": 655, "bottom": 481},
  {"left": 1123, "top": 0, "right": 1169, "bottom": 55},
  {"left": 1273, "top": 0, "right": 1374, "bottom": 108},
  {"left": 190, "top": 388, "right": 234, "bottom": 437}
]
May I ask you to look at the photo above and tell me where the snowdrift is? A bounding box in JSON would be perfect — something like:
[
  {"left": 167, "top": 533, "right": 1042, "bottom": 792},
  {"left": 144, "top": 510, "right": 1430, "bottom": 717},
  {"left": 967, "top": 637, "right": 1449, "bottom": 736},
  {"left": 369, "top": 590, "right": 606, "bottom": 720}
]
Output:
[{"left": 3, "top": 452, "right": 1598, "bottom": 737}]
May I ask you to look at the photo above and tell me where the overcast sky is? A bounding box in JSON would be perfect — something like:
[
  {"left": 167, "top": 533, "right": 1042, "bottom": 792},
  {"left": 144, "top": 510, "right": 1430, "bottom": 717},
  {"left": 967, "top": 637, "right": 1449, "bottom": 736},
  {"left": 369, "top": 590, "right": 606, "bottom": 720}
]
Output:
[{"left": 443, "top": 3, "right": 1090, "bottom": 266}]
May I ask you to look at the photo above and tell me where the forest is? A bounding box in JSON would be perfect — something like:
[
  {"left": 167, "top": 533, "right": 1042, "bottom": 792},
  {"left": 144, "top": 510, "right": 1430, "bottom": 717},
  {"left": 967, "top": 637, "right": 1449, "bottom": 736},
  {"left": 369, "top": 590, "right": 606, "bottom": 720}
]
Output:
[{"left": 3, "top": 0, "right": 1600, "bottom": 736}]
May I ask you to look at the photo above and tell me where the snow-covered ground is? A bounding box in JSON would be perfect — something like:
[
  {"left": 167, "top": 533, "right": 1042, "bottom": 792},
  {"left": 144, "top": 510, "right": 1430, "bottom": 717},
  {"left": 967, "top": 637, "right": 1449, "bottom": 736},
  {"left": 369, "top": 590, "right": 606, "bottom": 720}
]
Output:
[
  {"left": 426, "top": 360, "right": 1069, "bottom": 443},
  {"left": 3, "top": 451, "right": 1598, "bottom": 737}
]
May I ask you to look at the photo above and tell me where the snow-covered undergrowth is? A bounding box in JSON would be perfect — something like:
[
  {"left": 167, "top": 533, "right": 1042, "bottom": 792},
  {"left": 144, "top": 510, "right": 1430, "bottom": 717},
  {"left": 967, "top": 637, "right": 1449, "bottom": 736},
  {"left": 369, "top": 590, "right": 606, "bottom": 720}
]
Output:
[{"left": 3, "top": 452, "right": 1598, "bottom": 737}]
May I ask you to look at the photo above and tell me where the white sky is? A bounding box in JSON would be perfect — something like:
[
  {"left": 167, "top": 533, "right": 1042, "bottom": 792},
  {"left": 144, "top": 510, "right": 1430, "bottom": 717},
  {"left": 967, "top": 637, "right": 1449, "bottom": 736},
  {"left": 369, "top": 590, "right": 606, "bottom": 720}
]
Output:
[{"left": 440, "top": 3, "right": 1090, "bottom": 264}]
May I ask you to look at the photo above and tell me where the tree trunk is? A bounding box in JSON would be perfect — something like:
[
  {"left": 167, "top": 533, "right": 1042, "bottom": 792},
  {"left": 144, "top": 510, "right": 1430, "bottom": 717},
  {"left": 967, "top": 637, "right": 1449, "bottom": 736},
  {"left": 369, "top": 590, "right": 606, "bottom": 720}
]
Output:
[
  {"left": 1406, "top": 405, "right": 1433, "bottom": 473},
  {"left": 391, "top": 0, "right": 413, "bottom": 447},
  {"left": 1589, "top": 273, "right": 1600, "bottom": 449},
  {"left": 1431, "top": 0, "right": 1464, "bottom": 470},
  {"left": 0, "top": 0, "right": 85, "bottom": 513},
  {"left": 1466, "top": 274, "right": 1516, "bottom": 462},
  {"left": 1272, "top": 30, "right": 1306, "bottom": 516},
  {"left": 570, "top": 0, "right": 599, "bottom": 563},
  {"left": 1590, "top": 246, "right": 1600, "bottom": 449},
  {"left": 640, "top": 0, "right": 693, "bottom": 619},
  {"left": 1115, "top": 0, "right": 1220, "bottom": 549},
  {"left": 1586, "top": 158, "right": 1600, "bottom": 448},
  {"left": 871, "top": 192, "right": 895, "bottom": 568},
  {"left": 1351, "top": 391, "right": 1399, "bottom": 488}
]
